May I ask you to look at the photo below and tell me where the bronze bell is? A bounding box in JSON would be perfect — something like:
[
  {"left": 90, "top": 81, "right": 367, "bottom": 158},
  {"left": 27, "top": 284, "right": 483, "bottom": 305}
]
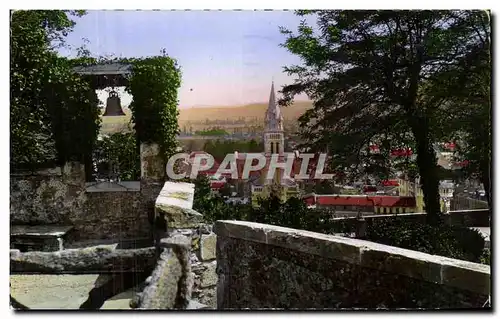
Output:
[{"left": 103, "top": 90, "right": 125, "bottom": 116}]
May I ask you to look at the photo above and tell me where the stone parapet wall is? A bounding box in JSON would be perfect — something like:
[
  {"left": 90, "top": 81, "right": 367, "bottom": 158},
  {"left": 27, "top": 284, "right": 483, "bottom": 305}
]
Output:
[
  {"left": 215, "top": 220, "right": 490, "bottom": 309},
  {"left": 10, "top": 162, "right": 162, "bottom": 242}
]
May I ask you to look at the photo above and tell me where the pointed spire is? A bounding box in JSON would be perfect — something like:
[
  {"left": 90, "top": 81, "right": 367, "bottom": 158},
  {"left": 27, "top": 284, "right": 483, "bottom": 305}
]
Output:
[
  {"left": 268, "top": 81, "right": 276, "bottom": 108},
  {"left": 265, "top": 81, "right": 283, "bottom": 132}
]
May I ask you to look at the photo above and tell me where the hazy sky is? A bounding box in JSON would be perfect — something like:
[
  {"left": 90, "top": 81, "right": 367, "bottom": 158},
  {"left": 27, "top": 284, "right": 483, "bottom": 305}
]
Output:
[{"left": 59, "top": 10, "right": 315, "bottom": 108}]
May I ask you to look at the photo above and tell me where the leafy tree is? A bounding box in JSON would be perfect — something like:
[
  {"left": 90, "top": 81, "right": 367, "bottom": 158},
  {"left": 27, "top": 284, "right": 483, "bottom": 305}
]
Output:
[
  {"left": 279, "top": 10, "right": 489, "bottom": 223},
  {"left": 192, "top": 175, "right": 213, "bottom": 211},
  {"left": 10, "top": 10, "right": 100, "bottom": 170},
  {"left": 435, "top": 12, "right": 491, "bottom": 205}
]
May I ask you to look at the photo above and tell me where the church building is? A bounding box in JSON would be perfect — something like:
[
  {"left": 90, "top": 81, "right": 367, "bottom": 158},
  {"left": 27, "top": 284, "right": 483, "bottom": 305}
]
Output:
[{"left": 250, "top": 82, "right": 301, "bottom": 206}]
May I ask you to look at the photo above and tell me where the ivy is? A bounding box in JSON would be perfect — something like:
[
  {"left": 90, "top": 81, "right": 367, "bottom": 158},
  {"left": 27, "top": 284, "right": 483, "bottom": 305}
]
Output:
[
  {"left": 10, "top": 10, "right": 101, "bottom": 170},
  {"left": 126, "top": 54, "right": 182, "bottom": 159},
  {"left": 93, "top": 132, "right": 140, "bottom": 181}
]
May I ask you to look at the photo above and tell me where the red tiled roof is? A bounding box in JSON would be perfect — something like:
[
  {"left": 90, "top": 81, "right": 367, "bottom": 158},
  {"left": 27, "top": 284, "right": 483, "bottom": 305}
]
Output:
[
  {"left": 303, "top": 195, "right": 416, "bottom": 208},
  {"left": 210, "top": 181, "right": 226, "bottom": 189},
  {"left": 381, "top": 179, "right": 399, "bottom": 187},
  {"left": 370, "top": 196, "right": 416, "bottom": 207},
  {"left": 391, "top": 148, "right": 413, "bottom": 157},
  {"left": 318, "top": 196, "right": 374, "bottom": 206}
]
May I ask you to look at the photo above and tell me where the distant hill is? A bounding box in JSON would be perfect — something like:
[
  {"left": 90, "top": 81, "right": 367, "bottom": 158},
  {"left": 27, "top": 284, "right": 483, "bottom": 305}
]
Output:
[
  {"left": 100, "top": 109, "right": 133, "bottom": 134},
  {"left": 100, "top": 100, "right": 313, "bottom": 134},
  {"left": 178, "top": 100, "right": 313, "bottom": 124}
]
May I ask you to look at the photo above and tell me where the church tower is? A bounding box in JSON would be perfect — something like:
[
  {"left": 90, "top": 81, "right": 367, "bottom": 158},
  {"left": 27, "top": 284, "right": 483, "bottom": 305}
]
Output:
[
  {"left": 264, "top": 81, "right": 285, "bottom": 155},
  {"left": 263, "top": 81, "right": 285, "bottom": 186}
]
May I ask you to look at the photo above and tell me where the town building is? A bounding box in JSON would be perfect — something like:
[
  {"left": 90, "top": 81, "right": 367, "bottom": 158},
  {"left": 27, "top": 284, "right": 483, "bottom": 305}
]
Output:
[{"left": 303, "top": 194, "right": 418, "bottom": 216}]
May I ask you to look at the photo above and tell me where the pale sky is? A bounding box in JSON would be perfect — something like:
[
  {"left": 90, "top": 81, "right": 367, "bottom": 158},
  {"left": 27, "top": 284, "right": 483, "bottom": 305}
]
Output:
[{"left": 59, "top": 10, "right": 315, "bottom": 108}]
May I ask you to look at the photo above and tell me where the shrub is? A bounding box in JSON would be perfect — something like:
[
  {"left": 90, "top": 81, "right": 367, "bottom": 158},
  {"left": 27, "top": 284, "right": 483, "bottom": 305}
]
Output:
[
  {"left": 480, "top": 249, "right": 490, "bottom": 265},
  {"left": 365, "top": 218, "right": 485, "bottom": 263}
]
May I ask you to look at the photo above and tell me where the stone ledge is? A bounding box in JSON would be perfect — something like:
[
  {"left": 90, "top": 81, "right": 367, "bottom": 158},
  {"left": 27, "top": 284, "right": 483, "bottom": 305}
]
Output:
[
  {"left": 214, "top": 220, "right": 491, "bottom": 296},
  {"left": 155, "top": 182, "right": 203, "bottom": 228},
  {"left": 10, "top": 246, "right": 157, "bottom": 274},
  {"left": 85, "top": 181, "right": 141, "bottom": 193},
  {"left": 11, "top": 225, "right": 74, "bottom": 238}
]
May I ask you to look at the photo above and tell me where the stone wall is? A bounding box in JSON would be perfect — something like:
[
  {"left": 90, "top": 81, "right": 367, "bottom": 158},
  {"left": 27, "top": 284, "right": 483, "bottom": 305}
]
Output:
[
  {"left": 215, "top": 220, "right": 490, "bottom": 309},
  {"left": 153, "top": 181, "right": 217, "bottom": 308},
  {"left": 10, "top": 162, "right": 162, "bottom": 242}
]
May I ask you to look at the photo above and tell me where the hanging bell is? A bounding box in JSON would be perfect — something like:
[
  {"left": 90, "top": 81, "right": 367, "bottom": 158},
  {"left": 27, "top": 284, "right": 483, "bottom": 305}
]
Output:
[{"left": 103, "top": 90, "right": 125, "bottom": 116}]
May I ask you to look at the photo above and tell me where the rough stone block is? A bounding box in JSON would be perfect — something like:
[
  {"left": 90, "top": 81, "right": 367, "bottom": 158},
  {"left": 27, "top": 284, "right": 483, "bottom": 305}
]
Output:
[
  {"left": 155, "top": 182, "right": 203, "bottom": 228},
  {"left": 200, "top": 234, "right": 217, "bottom": 261},
  {"left": 62, "top": 162, "right": 85, "bottom": 186},
  {"left": 198, "top": 287, "right": 217, "bottom": 308},
  {"left": 200, "top": 261, "right": 217, "bottom": 288},
  {"left": 137, "top": 248, "right": 183, "bottom": 309},
  {"left": 140, "top": 143, "right": 165, "bottom": 181}
]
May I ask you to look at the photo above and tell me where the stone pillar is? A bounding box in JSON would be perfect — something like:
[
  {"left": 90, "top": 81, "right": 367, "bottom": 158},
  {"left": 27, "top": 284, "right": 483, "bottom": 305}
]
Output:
[
  {"left": 62, "top": 161, "right": 85, "bottom": 187},
  {"left": 140, "top": 143, "right": 166, "bottom": 182},
  {"left": 155, "top": 181, "right": 202, "bottom": 230}
]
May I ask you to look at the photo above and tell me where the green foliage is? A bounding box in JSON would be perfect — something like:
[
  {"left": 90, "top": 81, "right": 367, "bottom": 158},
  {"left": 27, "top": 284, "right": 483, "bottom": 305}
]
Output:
[
  {"left": 93, "top": 132, "right": 140, "bottom": 181},
  {"left": 480, "top": 249, "right": 490, "bottom": 265},
  {"left": 279, "top": 10, "right": 490, "bottom": 222},
  {"left": 48, "top": 59, "right": 100, "bottom": 164},
  {"left": 126, "top": 53, "right": 182, "bottom": 159},
  {"left": 219, "top": 183, "right": 232, "bottom": 197},
  {"left": 10, "top": 10, "right": 100, "bottom": 170},
  {"left": 203, "top": 139, "right": 264, "bottom": 161},
  {"left": 365, "top": 218, "right": 485, "bottom": 263}
]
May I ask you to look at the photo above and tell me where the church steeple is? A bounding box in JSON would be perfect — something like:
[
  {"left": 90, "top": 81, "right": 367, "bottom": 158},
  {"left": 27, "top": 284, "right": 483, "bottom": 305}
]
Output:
[
  {"left": 263, "top": 81, "right": 285, "bottom": 156},
  {"left": 265, "top": 81, "right": 284, "bottom": 132}
]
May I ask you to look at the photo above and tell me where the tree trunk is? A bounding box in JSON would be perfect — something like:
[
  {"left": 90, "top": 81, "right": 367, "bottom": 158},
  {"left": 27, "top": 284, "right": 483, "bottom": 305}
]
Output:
[
  {"left": 412, "top": 120, "right": 442, "bottom": 225},
  {"left": 480, "top": 159, "right": 491, "bottom": 209}
]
